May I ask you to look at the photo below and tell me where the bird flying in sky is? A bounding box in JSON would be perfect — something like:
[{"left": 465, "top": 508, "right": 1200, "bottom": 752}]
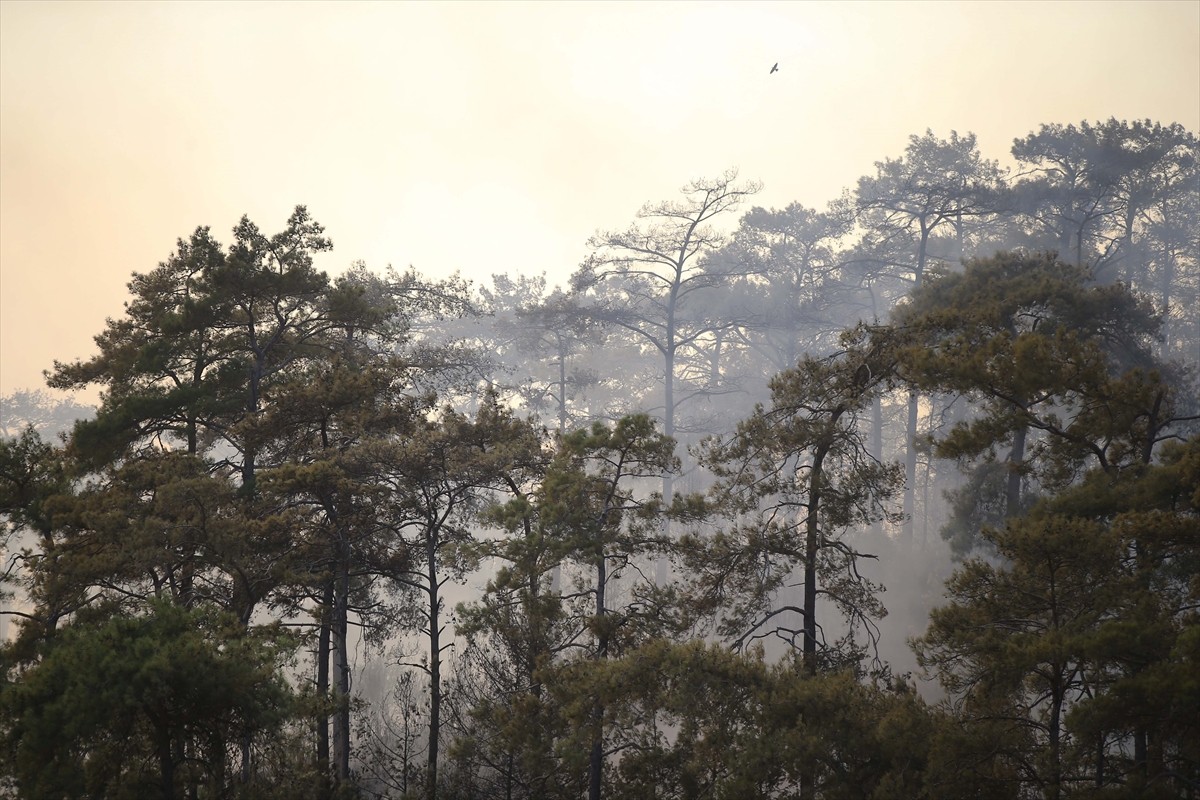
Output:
[{"left": 770, "top": 63, "right": 778, "bottom": 74}]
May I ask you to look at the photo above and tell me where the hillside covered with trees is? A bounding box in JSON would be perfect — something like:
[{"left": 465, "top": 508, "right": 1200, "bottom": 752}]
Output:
[{"left": 2, "top": 118, "right": 1198, "bottom": 799}]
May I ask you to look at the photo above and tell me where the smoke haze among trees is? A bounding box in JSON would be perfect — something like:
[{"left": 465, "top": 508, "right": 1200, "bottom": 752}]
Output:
[{"left": 2, "top": 118, "right": 1198, "bottom": 799}]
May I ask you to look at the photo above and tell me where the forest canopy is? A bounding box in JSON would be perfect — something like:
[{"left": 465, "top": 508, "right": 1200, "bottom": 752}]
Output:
[{"left": 2, "top": 118, "right": 1198, "bottom": 800}]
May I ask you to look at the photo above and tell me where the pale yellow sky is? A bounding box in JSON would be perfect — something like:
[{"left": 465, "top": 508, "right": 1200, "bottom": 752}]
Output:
[{"left": 2, "top": 0, "right": 1197, "bottom": 396}]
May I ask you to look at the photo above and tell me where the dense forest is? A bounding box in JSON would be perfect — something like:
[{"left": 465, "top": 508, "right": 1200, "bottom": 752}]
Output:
[{"left": 1, "top": 118, "right": 1198, "bottom": 799}]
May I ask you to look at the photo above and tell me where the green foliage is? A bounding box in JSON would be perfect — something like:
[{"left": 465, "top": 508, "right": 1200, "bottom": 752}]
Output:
[
  {"left": 914, "top": 438, "right": 1200, "bottom": 797},
  {"left": 0, "top": 426, "right": 70, "bottom": 539},
  {"left": 0, "top": 601, "right": 299, "bottom": 799},
  {"left": 542, "top": 638, "right": 946, "bottom": 799},
  {"left": 687, "top": 329, "right": 901, "bottom": 668},
  {"left": 4, "top": 123, "right": 1196, "bottom": 798},
  {"left": 895, "top": 250, "right": 1184, "bottom": 552},
  {"left": 448, "top": 414, "right": 684, "bottom": 799}
]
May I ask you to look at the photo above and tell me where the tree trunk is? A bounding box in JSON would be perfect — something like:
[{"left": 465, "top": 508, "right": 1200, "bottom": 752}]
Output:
[
  {"left": 157, "top": 727, "right": 176, "bottom": 800},
  {"left": 239, "top": 736, "right": 251, "bottom": 785},
  {"left": 1159, "top": 245, "right": 1175, "bottom": 357},
  {"left": 317, "top": 579, "right": 333, "bottom": 795},
  {"left": 798, "top": 417, "right": 841, "bottom": 797},
  {"left": 557, "top": 339, "right": 569, "bottom": 434},
  {"left": 172, "top": 737, "right": 191, "bottom": 800},
  {"left": 1048, "top": 676, "right": 1063, "bottom": 800},
  {"left": 241, "top": 363, "right": 261, "bottom": 497},
  {"left": 955, "top": 208, "right": 964, "bottom": 263},
  {"left": 1134, "top": 726, "right": 1148, "bottom": 782},
  {"left": 708, "top": 331, "right": 723, "bottom": 389},
  {"left": 208, "top": 731, "right": 226, "bottom": 798},
  {"left": 902, "top": 391, "right": 919, "bottom": 543},
  {"left": 589, "top": 553, "right": 608, "bottom": 800},
  {"left": 1006, "top": 424, "right": 1027, "bottom": 517},
  {"left": 801, "top": 470, "right": 820, "bottom": 800},
  {"left": 803, "top": 430, "right": 835, "bottom": 676},
  {"left": 332, "top": 540, "right": 352, "bottom": 785},
  {"left": 902, "top": 228, "right": 929, "bottom": 544},
  {"left": 658, "top": 345, "right": 676, "bottom": 585},
  {"left": 427, "top": 536, "right": 442, "bottom": 800},
  {"left": 869, "top": 394, "right": 883, "bottom": 539}
]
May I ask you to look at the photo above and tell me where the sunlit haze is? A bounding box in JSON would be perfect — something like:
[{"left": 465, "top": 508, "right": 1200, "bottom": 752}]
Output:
[{"left": 2, "top": 0, "right": 1197, "bottom": 395}]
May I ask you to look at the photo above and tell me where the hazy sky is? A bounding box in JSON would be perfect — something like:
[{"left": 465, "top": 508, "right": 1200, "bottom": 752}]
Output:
[{"left": 2, "top": 0, "right": 1197, "bottom": 397}]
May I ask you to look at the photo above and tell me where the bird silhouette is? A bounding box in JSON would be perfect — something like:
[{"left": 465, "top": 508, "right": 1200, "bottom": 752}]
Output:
[{"left": 770, "top": 63, "right": 778, "bottom": 74}]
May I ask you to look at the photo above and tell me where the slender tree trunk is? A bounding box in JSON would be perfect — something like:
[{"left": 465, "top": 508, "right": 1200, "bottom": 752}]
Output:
[
  {"left": 236, "top": 356, "right": 263, "bottom": 790},
  {"left": 1148, "top": 729, "right": 1164, "bottom": 784},
  {"left": 172, "top": 737, "right": 189, "bottom": 800},
  {"left": 955, "top": 209, "right": 964, "bottom": 263},
  {"left": 799, "top": 415, "right": 841, "bottom": 795},
  {"left": 869, "top": 385, "right": 883, "bottom": 540},
  {"left": 402, "top": 711, "right": 413, "bottom": 797},
  {"left": 1121, "top": 211, "right": 1137, "bottom": 288},
  {"left": 869, "top": 395, "right": 882, "bottom": 464},
  {"left": 158, "top": 727, "right": 176, "bottom": 800},
  {"left": 553, "top": 343, "right": 569, "bottom": 594},
  {"left": 426, "top": 535, "right": 441, "bottom": 800},
  {"left": 920, "top": 457, "right": 932, "bottom": 547},
  {"left": 317, "top": 580, "right": 333, "bottom": 796},
  {"left": 803, "top": 491, "right": 820, "bottom": 677},
  {"left": 708, "top": 331, "right": 723, "bottom": 389},
  {"left": 588, "top": 715, "right": 604, "bottom": 800},
  {"left": 241, "top": 363, "right": 261, "bottom": 497},
  {"left": 589, "top": 556, "right": 608, "bottom": 800},
  {"left": 803, "top": 429, "right": 837, "bottom": 676},
  {"left": 208, "top": 731, "right": 226, "bottom": 798},
  {"left": 1134, "top": 727, "right": 1148, "bottom": 782},
  {"left": 1159, "top": 245, "right": 1175, "bottom": 357},
  {"left": 1048, "top": 677, "right": 1064, "bottom": 800},
  {"left": 186, "top": 414, "right": 197, "bottom": 455},
  {"left": 800, "top": 435, "right": 831, "bottom": 799},
  {"left": 1006, "top": 424, "right": 1027, "bottom": 517},
  {"left": 557, "top": 340, "right": 569, "bottom": 434},
  {"left": 914, "top": 226, "right": 929, "bottom": 287},
  {"left": 903, "top": 230, "right": 929, "bottom": 544},
  {"left": 658, "top": 345, "right": 676, "bottom": 585},
  {"left": 332, "top": 539, "right": 352, "bottom": 784},
  {"left": 902, "top": 392, "right": 919, "bottom": 543},
  {"left": 185, "top": 360, "right": 202, "bottom": 456}
]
